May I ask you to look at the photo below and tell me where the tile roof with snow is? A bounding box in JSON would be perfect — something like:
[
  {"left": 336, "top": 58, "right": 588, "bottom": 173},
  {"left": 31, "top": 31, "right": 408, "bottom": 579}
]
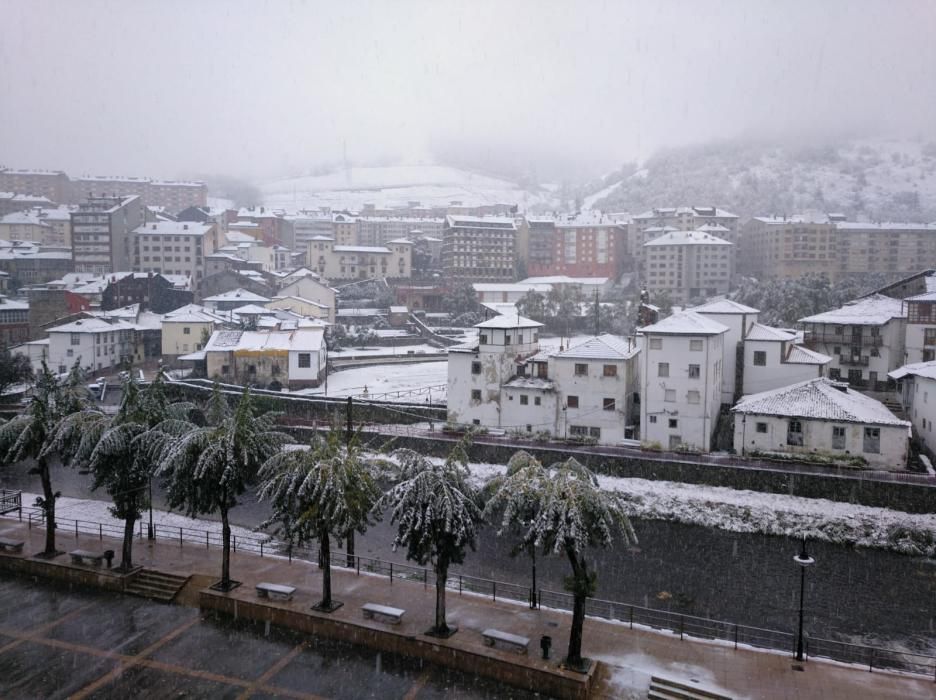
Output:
[
  {"left": 889, "top": 360, "right": 936, "bottom": 381},
  {"left": 836, "top": 222, "right": 936, "bottom": 232},
  {"left": 639, "top": 310, "right": 729, "bottom": 336},
  {"left": 745, "top": 322, "right": 797, "bottom": 342},
  {"left": 783, "top": 344, "right": 831, "bottom": 365},
  {"left": 202, "top": 288, "right": 271, "bottom": 303},
  {"left": 519, "top": 276, "right": 609, "bottom": 286},
  {"left": 475, "top": 314, "right": 542, "bottom": 330},
  {"left": 204, "top": 327, "right": 324, "bottom": 353},
  {"left": 133, "top": 221, "right": 213, "bottom": 237},
  {"left": 644, "top": 229, "right": 732, "bottom": 247},
  {"left": 634, "top": 206, "right": 738, "bottom": 220},
  {"left": 732, "top": 377, "right": 909, "bottom": 426},
  {"left": 553, "top": 334, "right": 639, "bottom": 361},
  {"left": 232, "top": 304, "right": 277, "bottom": 316},
  {"left": 799, "top": 294, "right": 906, "bottom": 325},
  {"left": 47, "top": 317, "right": 137, "bottom": 334},
  {"left": 445, "top": 215, "right": 517, "bottom": 229},
  {"left": 332, "top": 245, "right": 392, "bottom": 254},
  {"left": 691, "top": 299, "right": 760, "bottom": 315}
]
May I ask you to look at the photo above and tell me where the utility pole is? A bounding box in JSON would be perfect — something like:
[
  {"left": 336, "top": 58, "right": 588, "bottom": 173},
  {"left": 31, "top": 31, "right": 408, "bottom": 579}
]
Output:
[{"left": 345, "top": 395, "right": 355, "bottom": 568}]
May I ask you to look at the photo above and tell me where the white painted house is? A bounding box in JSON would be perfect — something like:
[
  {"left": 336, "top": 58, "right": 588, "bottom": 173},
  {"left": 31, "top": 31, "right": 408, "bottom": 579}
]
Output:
[
  {"left": 47, "top": 317, "right": 137, "bottom": 374},
  {"left": 903, "top": 290, "right": 936, "bottom": 365},
  {"left": 204, "top": 327, "right": 326, "bottom": 389},
  {"left": 639, "top": 310, "right": 727, "bottom": 451},
  {"left": 731, "top": 377, "right": 910, "bottom": 470},
  {"left": 691, "top": 298, "right": 759, "bottom": 403},
  {"left": 889, "top": 360, "right": 936, "bottom": 461},
  {"left": 741, "top": 322, "right": 830, "bottom": 396},
  {"left": 800, "top": 294, "right": 906, "bottom": 395}
]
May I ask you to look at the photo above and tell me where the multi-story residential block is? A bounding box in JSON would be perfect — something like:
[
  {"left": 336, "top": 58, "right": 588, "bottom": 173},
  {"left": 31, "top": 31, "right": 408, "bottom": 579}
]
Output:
[
  {"left": 307, "top": 238, "right": 411, "bottom": 281},
  {"left": 834, "top": 222, "right": 936, "bottom": 280},
  {"left": 0, "top": 169, "right": 70, "bottom": 203},
  {"left": 71, "top": 195, "right": 144, "bottom": 274},
  {"left": 0, "top": 193, "right": 55, "bottom": 216},
  {"left": 691, "top": 299, "right": 759, "bottom": 403},
  {"left": 904, "top": 290, "right": 936, "bottom": 363},
  {"left": 741, "top": 322, "right": 830, "bottom": 396},
  {"left": 639, "top": 310, "right": 727, "bottom": 451},
  {"left": 800, "top": 294, "right": 907, "bottom": 394},
  {"left": 204, "top": 327, "right": 326, "bottom": 389},
  {"left": 632, "top": 206, "right": 739, "bottom": 269},
  {"left": 539, "top": 213, "right": 627, "bottom": 279},
  {"left": 524, "top": 216, "right": 557, "bottom": 276},
  {"left": 441, "top": 215, "right": 517, "bottom": 283},
  {"left": 46, "top": 316, "right": 136, "bottom": 374},
  {"left": 0, "top": 212, "right": 55, "bottom": 246},
  {"left": 235, "top": 207, "right": 294, "bottom": 248},
  {"left": 0, "top": 241, "right": 73, "bottom": 288},
  {"left": 0, "top": 296, "right": 30, "bottom": 346},
  {"left": 889, "top": 360, "right": 936, "bottom": 460},
  {"left": 37, "top": 207, "right": 73, "bottom": 247},
  {"left": 732, "top": 377, "right": 909, "bottom": 470},
  {"left": 287, "top": 210, "right": 339, "bottom": 260},
  {"left": 356, "top": 216, "right": 443, "bottom": 247},
  {"left": 70, "top": 175, "right": 207, "bottom": 211},
  {"left": 740, "top": 214, "right": 836, "bottom": 279},
  {"left": 643, "top": 229, "right": 733, "bottom": 305},
  {"left": 132, "top": 221, "right": 218, "bottom": 284}
]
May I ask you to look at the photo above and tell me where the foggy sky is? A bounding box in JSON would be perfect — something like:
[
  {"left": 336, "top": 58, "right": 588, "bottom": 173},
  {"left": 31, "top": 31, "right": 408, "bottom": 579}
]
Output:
[{"left": 1, "top": 0, "right": 934, "bottom": 182}]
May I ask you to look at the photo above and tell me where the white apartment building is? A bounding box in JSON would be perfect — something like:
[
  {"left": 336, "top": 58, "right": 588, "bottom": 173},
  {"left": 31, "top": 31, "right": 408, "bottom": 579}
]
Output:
[
  {"left": 632, "top": 206, "right": 740, "bottom": 267},
  {"left": 889, "top": 360, "right": 936, "bottom": 460},
  {"left": 307, "top": 237, "right": 412, "bottom": 281},
  {"left": 277, "top": 276, "right": 337, "bottom": 323},
  {"left": 741, "top": 322, "right": 830, "bottom": 395},
  {"left": 800, "top": 294, "right": 907, "bottom": 394},
  {"left": 691, "top": 299, "right": 759, "bottom": 403},
  {"left": 639, "top": 310, "right": 727, "bottom": 451},
  {"left": 161, "top": 304, "right": 227, "bottom": 359},
  {"left": 47, "top": 317, "right": 137, "bottom": 374},
  {"left": 447, "top": 315, "right": 543, "bottom": 428},
  {"left": 732, "top": 377, "right": 910, "bottom": 470},
  {"left": 643, "top": 230, "right": 733, "bottom": 305},
  {"left": 133, "top": 221, "right": 218, "bottom": 284},
  {"left": 904, "top": 290, "right": 936, "bottom": 364}
]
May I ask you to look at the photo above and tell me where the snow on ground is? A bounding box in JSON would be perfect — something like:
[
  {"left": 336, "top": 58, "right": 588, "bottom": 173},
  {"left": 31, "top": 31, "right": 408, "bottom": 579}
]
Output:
[
  {"left": 594, "top": 652, "right": 739, "bottom": 700},
  {"left": 582, "top": 180, "right": 622, "bottom": 210},
  {"left": 452, "top": 459, "right": 936, "bottom": 557},
  {"left": 296, "top": 361, "right": 448, "bottom": 401}
]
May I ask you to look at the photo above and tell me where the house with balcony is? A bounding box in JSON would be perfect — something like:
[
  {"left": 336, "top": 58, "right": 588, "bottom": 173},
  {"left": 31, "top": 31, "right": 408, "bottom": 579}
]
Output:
[
  {"left": 904, "top": 291, "right": 936, "bottom": 364},
  {"left": 889, "top": 360, "right": 936, "bottom": 461},
  {"left": 732, "top": 377, "right": 910, "bottom": 470},
  {"left": 799, "top": 294, "right": 906, "bottom": 395},
  {"left": 638, "top": 310, "right": 727, "bottom": 451}
]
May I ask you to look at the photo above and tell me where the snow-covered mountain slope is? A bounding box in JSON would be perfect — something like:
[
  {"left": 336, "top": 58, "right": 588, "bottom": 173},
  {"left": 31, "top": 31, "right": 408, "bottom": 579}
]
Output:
[
  {"left": 591, "top": 137, "right": 936, "bottom": 222},
  {"left": 259, "top": 164, "right": 558, "bottom": 212}
]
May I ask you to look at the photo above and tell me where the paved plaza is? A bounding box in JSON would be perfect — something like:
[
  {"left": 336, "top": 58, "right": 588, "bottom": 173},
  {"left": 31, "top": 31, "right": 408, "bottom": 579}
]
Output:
[{"left": 0, "top": 521, "right": 933, "bottom": 699}]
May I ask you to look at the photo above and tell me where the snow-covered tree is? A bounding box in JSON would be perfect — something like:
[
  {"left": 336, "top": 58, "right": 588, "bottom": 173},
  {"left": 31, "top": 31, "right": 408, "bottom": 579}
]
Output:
[
  {"left": 259, "top": 429, "right": 379, "bottom": 611},
  {"left": 375, "top": 438, "right": 481, "bottom": 637},
  {"left": 158, "top": 385, "right": 289, "bottom": 589},
  {"left": 485, "top": 455, "right": 636, "bottom": 670},
  {"left": 0, "top": 361, "right": 89, "bottom": 556}
]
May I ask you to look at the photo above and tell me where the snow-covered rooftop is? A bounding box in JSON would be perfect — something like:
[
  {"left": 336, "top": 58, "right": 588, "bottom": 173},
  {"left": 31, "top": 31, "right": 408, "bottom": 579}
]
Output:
[
  {"left": 783, "top": 344, "right": 832, "bottom": 365},
  {"left": 518, "top": 276, "right": 609, "bottom": 286},
  {"left": 332, "top": 245, "right": 392, "bottom": 254},
  {"left": 745, "top": 322, "right": 797, "bottom": 342},
  {"left": 836, "top": 222, "right": 936, "bottom": 232},
  {"left": 799, "top": 294, "right": 906, "bottom": 325},
  {"left": 639, "top": 310, "right": 729, "bottom": 336},
  {"left": 732, "top": 377, "right": 909, "bottom": 426},
  {"left": 202, "top": 288, "right": 271, "bottom": 303},
  {"left": 503, "top": 376, "right": 556, "bottom": 391},
  {"left": 691, "top": 299, "right": 759, "bottom": 315},
  {"left": 644, "top": 229, "right": 732, "bottom": 247},
  {"left": 752, "top": 213, "right": 834, "bottom": 225},
  {"left": 445, "top": 215, "right": 517, "bottom": 228},
  {"left": 204, "top": 327, "right": 324, "bottom": 353},
  {"left": 133, "top": 221, "right": 212, "bottom": 237},
  {"left": 476, "top": 314, "right": 542, "bottom": 330},
  {"left": 47, "top": 317, "right": 137, "bottom": 334},
  {"left": 553, "top": 334, "right": 639, "bottom": 361},
  {"left": 889, "top": 360, "right": 936, "bottom": 381},
  {"left": 634, "top": 206, "right": 738, "bottom": 220},
  {"left": 473, "top": 283, "right": 550, "bottom": 294},
  {"left": 232, "top": 303, "right": 276, "bottom": 316}
]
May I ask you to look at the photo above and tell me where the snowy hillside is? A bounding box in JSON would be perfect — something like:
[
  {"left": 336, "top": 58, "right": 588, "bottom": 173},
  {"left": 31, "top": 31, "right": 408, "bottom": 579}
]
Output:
[
  {"left": 259, "top": 164, "right": 558, "bottom": 212},
  {"left": 591, "top": 137, "right": 936, "bottom": 222}
]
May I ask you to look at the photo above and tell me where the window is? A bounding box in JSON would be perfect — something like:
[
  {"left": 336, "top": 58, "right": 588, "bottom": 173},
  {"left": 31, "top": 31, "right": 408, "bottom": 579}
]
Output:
[
  {"left": 471, "top": 389, "right": 482, "bottom": 401},
  {"left": 479, "top": 334, "right": 488, "bottom": 344},
  {"left": 668, "top": 418, "right": 678, "bottom": 428},
  {"left": 570, "top": 425, "right": 589, "bottom": 437},
  {"left": 271, "top": 364, "right": 280, "bottom": 376},
  {"left": 669, "top": 435, "right": 682, "bottom": 449},
  {"left": 832, "top": 425, "right": 846, "bottom": 449},
  {"left": 829, "top": 368, "right": 841, "bottom": 380},
  {"left": 471, "top": 361, "right": 481, "bottom": 375},
  {"left": 834, "top": 326, "right": 843, "bottom": 335},
  {"left": 787, "top": 420, "right": 803, "bottom": 446},
  {"left": 574, "top": 363, "right": 588, "bottom": 376},
  {"left": 753, "top": 351, "right": 766, "bottom": 366},
  {"left": 863, "top": 427, "right": 880, "bottom": 454},
  {"left": 297, "top": 353, "right": 311, "bottom": 368},
  {"left": 603, "top": 364, "right": 617, "bottom": 377},
  {"left": 221, "top": 364, "right": 230, "bottom": 374},
  {"left": 603, "top": 398, "right": 616, "bottom": 411},
  {"left": 688, "top": 364, "right": 700, "bottom": 379},
  {"left": 520, "top": 395, "right": 529, "bottom": 405},
  {"left": 756, "top": 422, "right": 768, "bottom": 434},
  {"left": 567, "top": 395, "right": 579, "bottom": 408},
  {"left": 66, "top": 349, "right": 73, "bottom": 357},
  {"left": 71, "top": 333, "right": 80, "bottom": 346},
  {"left": 183, "top": 327, "right": 191, "bottom": 335},
  {"left": 649, "top": 415, "right": 657, "bottom": 423},
  {"left": 689, "top": 339, "right": 703, "bottom": 351},
  {"left": 589, "top": 427, "right": 601, "bottom": 438},
  {"left": 687, "top": 390, "right": 700, "bottom": 404},
  {"left": 505, "top": 334, "right": 512, "bottom": 344},
  {"left": 649, "top": 337, "right": 662, "bottom": 350},
  {"left": 665, "top": 389, "right": 676, "bottom": 402},
  {"left": 658, "top": 362, "right": 669, "bottom": 377},
  {"left": 534, "top": 396, "right": 541, "bottom": 406},
  {"left": 925, "top": 328, "right": 936, "bottom": 346}
]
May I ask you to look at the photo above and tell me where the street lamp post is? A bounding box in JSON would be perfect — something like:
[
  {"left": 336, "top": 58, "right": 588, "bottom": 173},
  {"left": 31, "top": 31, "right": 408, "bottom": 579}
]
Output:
[
  {"left": 793, "top": 536, "right": 815, "bottom": 661},
  {"left": 147, "top": 475, "right": 154, "bottom": 540}
]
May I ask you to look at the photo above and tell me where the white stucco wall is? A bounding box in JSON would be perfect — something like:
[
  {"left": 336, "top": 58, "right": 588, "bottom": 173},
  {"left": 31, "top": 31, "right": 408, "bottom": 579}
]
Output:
[
  {"left": 905, "top": 324, "right": 936, "bottom": 364},
  {"left": 905, "top": 374, "right": 936, "bottom": 458},
  {"left": 161, "top": 320, "right": 214, "bottom": 357},
  {"left": 732, "top": 413, "right": 908, "bottom": 470},
  {"left": 500, "top": 386, "right": 558, "bottom": 435},
  {"left": 742, "top": 339, "right": 824, "bottom": 396},
  {"left": 696, "top": 310, "right": 756, "bottom": 404},
  {"left": 553, "top": 355, "right": 638, "bottom": 444}
]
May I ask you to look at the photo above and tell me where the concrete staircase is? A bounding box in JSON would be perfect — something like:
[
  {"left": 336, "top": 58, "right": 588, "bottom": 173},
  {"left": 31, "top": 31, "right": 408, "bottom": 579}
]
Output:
[
  {"left": 648, "top": 676, "right": 732, "bottom": 700},
  {"left": 125, "top": 569, "right": 189, "bottom": 603}
]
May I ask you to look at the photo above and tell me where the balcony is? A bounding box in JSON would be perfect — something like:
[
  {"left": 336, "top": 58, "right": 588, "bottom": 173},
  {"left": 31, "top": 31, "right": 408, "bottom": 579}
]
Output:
[
  {"left": 804, "top": 331, "right": 883, "bottom": 347},
  {"left": 838, "top": 354, "right": 870, "bottom": 367}
]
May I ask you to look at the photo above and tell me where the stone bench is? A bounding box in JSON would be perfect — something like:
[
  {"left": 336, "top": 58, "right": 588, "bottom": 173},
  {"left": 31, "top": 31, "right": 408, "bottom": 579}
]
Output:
[
  {"left": 361, "top": 603, "right": 405, "bottom": 625},
  {"left": 69, "top": 549, "right": 106, "bottom": 567},
  {"left": 482, "top": 628, "right": 530, "bottom": 654},
  {"left": 0, "top": 537, "right": 24, "bottom": 554},
  {"left": 255, "top": 582, "right": 296, "bottom": 601}
]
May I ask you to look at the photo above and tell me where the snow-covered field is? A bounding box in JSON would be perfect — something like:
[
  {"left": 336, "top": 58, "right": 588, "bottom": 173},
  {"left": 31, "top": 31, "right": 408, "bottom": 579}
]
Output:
[
  {"left": 259, "top": 164, "right": 558, "bottom": 211},
  {"left": 297, "top": 361, "right": 448, "bottom": 401}
]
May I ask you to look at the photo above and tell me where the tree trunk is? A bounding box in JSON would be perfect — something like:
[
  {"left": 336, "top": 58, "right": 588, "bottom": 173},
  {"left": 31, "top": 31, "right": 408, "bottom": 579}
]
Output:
[
  {"left": 320, "top": 529, "right": 332, "bottom": 608},
  {"left": 120, "top": 514, "right": 136, "bottom": 570},
  {"left": 346, "top": 530, "right": 355, "bottom": 569},
  {"left": 434, "top": 555, "right": 449, "bottom": 635},
  {"left": 566, "top": 548, "right": 586, "bottom": 667},
  {"left": 38, "top": 456, "right": 56, "bottom": 555},
  {"left": 220, "top": 506, "right": 231, "bottom": 588}
]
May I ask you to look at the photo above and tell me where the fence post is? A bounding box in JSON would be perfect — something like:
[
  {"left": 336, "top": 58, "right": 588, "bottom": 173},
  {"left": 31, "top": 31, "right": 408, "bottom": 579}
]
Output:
[
  {"left": 75, "top": 520, "right": 78, "bottom": 538},
  {"left": 734, "top": 625, "right": 739, "bottom": 650},
  {"left": 356, "top": 555, "right": 360, "bottom": 576},
  {"left": 459, "top": 575, "right": 463, "bottom": 595},
  {"left": 233, "top": 535, "right": 237, "bottom": 552},
  {"left": 99, "top": 523, "right": 102, "bottom": 540},
  {"left": 260, "top": 541, "right": 264, "bottom": 558},
  {"left": 206, "top": 531, "right": 210, "bottom": 550},
  {"left": 423, "top": 568, "right": 427, "bottom": 589},
  {"left": 179, "top": 527, "right": 182, "bottom": 548},
  {"left": 869, "top": 648, "right": 874, "bottom": 673},
  {"left": 679, "top": 616, "right": 684, "bottom": 640},
  {"left": 493, "top": 581, "right": 496, "bottom": 602},
  {"left": 27, "top": 512, "right": 31, "bottom": 530},
  {"left": 389, "top": 562, "right": 393, "bottom": 582}
]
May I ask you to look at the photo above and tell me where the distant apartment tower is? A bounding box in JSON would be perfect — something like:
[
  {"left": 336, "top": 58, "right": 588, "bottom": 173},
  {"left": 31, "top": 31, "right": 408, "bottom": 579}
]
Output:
[
  {"left": 834, "top": 222, "right": 936, "bottom": 280},
  {"left": 356, "top": 216, "right": 444, "bottom": 247},
  {"left": 132, "top": 221, "right": 218, "bottom": 284},
  {"left": 0, "top": 169, "right": 71, "bottom": 203},
  {"left": 643, "top": 229, "right": 733, "bottom": 305},
  {"left": 441, "top": 215, "right": 517, "bottom": 283},
  {"left": 71, "top": 195, "right": 144, "bottom": 274},
  {"left": 632, "top": 206, "right": 739, "bottom": 267},
  {"left": 71, "top": 175, "right": 207, "bottom": 211},
  {"left": 235, "top": 207, "right": 294, "bottom": 248},
  {"left": 740, "top": 215, "right": 837, "bottom": 279}
]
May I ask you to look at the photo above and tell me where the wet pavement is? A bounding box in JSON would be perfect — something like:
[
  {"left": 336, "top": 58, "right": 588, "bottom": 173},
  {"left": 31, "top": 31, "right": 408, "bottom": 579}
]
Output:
[{"left": 0, "top": 576, "right": 544, "bottom": 700}]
